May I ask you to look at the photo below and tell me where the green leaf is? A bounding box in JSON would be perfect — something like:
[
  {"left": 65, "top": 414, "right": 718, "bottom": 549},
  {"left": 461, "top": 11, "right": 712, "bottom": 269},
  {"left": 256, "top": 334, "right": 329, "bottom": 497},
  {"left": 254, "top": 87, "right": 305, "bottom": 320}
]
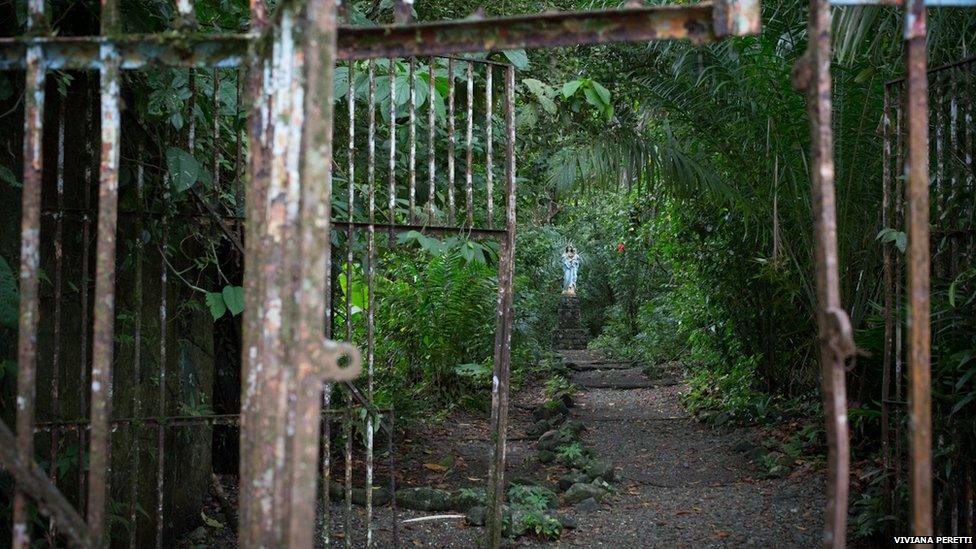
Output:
[
  {"left": 166, "top": 147, "right": 201, "bottom": 193},
  {"left": 222, "top": 285, "right": 245, "bottom": 316},
  {"left": 591, "top": 80, "right": 611, "bottom": 106},
  {"left": 502, "top": 49, "right": 530, "bottom": 70},
  {"left": 561, "top": 79, "right": 582, "bottom": 99},
  {"left": 205, "top": 292, "right": 227, "bottom": 320},
  {"left": 523, "top": 78, "right": 556, "bottom": 115}
]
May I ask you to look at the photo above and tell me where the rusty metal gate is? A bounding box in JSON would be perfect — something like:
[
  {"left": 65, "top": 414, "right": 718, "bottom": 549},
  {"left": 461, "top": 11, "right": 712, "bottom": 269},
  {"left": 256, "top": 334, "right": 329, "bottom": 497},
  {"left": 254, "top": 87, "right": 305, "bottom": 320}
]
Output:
[
  {"left": 0, "top": 0, "right": 764, "bottom": 548},
  {"left": 881, "top": 55, "right": 976, "bottom": 540}
]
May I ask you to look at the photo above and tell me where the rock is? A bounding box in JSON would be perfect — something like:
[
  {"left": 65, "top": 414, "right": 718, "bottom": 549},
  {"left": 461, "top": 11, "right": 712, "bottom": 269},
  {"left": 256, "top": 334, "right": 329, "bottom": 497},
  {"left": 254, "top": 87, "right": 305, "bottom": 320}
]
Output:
[
  {"left": 533, "top": 399, "right": 569, "bottom": 421},
  {"left": 452, "top": 488, "right": 486, "bottom": 511},
  {"left": 527, "top": 419, "right": 553, "bottom": 438},
  {"left": 328, "top": 484, "right": 391, "bottom": 506},
  {"left": 712, "top": 411, "right": 731, "bottom": 426},
  {"left": 584, "top": 459, "right": 615, "bottom": 482},
  {"left": 732, "top": 439, "right": 755, "bottom": 453},
  {"left": 537, "top": 450, "right": 555, "bottom": 464},
  {"left": 557, "top": 514, "right": 578, "bottom": 529},
  {"left": 557, "top": 472, "right": 589, "bottom": 491},
  {"left": 560, "top": 420, "right": 586, "bottom": 437},
  {"left": 563, "top": 482, "right": 607, "bottom": 504},
  {"left": 575, "top": 497, "right": 601, "bottom": 512},
  {"left": 538, "top": 428, "right": 575, "bottom": 452},
  {"left": 466, "top": 505, "right": 487, "bottom": 526},
  {"left": 395, "top": 487, "right": 453, "bottom": 512}
]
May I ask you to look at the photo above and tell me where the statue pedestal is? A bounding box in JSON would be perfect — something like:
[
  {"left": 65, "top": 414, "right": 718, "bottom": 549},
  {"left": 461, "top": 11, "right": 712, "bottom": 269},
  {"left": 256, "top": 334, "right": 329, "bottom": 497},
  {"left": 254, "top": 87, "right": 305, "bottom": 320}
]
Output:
[{"left": 553, "top": 295, "right": 588, "bottom": 350}]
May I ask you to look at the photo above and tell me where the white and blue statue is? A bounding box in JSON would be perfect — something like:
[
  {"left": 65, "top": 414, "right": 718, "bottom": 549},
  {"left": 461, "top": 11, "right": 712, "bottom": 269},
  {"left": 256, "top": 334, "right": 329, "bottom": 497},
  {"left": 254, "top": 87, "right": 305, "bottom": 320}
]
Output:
[{"left": 561, "top": 244, "right": 580, "bottom": 295}]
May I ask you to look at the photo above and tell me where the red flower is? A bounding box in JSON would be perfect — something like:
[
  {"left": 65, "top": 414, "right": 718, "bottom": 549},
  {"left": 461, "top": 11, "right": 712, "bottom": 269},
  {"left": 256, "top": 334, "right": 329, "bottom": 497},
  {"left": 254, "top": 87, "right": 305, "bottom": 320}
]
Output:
[{"left": 617, "top": 242, "right": 625, "bottom": 253}]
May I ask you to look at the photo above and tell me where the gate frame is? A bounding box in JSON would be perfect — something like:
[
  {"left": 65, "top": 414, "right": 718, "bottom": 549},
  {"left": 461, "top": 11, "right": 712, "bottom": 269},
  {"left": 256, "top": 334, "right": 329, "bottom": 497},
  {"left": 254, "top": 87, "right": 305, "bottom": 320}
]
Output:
[{"left": 1, "top": 0, "right": 761, "bottom": 547}]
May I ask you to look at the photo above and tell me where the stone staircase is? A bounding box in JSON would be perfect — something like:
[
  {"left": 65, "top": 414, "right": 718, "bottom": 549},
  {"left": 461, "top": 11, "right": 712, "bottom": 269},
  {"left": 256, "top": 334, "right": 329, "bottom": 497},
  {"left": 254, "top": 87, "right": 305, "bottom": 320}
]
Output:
[{"left": 553, "top": 295, "right": 589, "bottom": 350}]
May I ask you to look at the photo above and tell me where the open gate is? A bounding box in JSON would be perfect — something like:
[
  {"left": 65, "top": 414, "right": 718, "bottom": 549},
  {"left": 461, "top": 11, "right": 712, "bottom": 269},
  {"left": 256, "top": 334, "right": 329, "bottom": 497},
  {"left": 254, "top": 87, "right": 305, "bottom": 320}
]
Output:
[{"left": 17, "top": 0, "right": 972, "bottom": 547}]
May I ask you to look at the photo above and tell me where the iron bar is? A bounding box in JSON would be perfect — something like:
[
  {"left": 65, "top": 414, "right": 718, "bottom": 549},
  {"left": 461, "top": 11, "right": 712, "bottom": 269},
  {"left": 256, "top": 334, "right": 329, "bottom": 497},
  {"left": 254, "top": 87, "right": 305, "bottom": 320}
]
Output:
[
  {"left": 389, "top": 56, "right": 397, "bottom": 232},
  {"left": 427, "top": 58, "right": 436, "bottom": 221},
  {"left": 0, "top": 3, "right": 762, "bottom": 70},
  {"left": 13, "top": 39, "right": 45, "bottom": 549},
  {"left": 48, "top": 89, "right": 66, "bottom": 545},
  {"left": 881, "top": 85, "right": 894, "bottom": 535},
  {"left": 485, "top": 65, "right": 494, "bottom": 228},
  {"left": 129, "top": 146, "right": 146, "bottom": 549},
  {"left": 447, "top": 57, "right": 456, "bottom": 224},
  {"left": 795, "top": 0, "right": 852, "bottom": 545},
  {"left": 465, "top": 61, "right": 474, "bottom": 226},
  {"left": 87, "top": 29, "right": 123, "bottom": 544},
  {"left": 486, "top": 65, "right": 517, "bottom": 548},
  {"left": 905, "top": 0, "right": 933, "bottom": 537},
  {"left": 408, "top": 57, "right": 417, "bottom": 224}
]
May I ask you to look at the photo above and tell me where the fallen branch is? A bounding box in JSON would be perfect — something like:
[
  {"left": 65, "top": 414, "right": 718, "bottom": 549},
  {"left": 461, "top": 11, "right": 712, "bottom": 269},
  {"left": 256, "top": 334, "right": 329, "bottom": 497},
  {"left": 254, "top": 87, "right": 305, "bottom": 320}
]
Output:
[{"left": 401, "top": 514, "right": 466, "bottom": 524}]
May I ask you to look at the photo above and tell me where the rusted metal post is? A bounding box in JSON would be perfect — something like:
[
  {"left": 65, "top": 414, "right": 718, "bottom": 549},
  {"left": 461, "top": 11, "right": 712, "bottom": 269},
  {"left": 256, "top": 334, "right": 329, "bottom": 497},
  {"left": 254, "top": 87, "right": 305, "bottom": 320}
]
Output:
[
  {"left": 904, "top": 0, "right": 932, "bottom": 538},
  {"left": 426, "top": 58, "right": 436, "bottom": 221},
  {"left": 486, "top": 65, "right": 517, "bottom": 549},
  {"left": 485, "top": 65, "right": 493, "bottom": 227},
  {"left": 465, "top": 61, "right": 474, "bottom": 226},
  {"left": 881, "top": 85, "right": 894, "bottom": 533},
  {"left": 88, "top": 0, "right": 123, "bottom": 538},
  {"left": 447, "top": 57, "right": 456, "bottom": 224},
  {"left": 794, "top": 0, "right": 852, "bottom": 546},
  {"left": 240, "top": 1, "right": 360, "bottom": 546},
  {"left": 13, "top": 2, "right": 46, "bottom": 544}
]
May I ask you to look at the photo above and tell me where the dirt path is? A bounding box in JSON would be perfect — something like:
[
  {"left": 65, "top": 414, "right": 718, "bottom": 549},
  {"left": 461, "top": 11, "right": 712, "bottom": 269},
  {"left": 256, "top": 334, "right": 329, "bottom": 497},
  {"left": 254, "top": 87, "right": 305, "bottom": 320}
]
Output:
[
  {"left": 552, "top": 349, "right": 824, "bottom": 547},
  {"left": 196, "top": 349, "right": 825, "bottom": 547}
]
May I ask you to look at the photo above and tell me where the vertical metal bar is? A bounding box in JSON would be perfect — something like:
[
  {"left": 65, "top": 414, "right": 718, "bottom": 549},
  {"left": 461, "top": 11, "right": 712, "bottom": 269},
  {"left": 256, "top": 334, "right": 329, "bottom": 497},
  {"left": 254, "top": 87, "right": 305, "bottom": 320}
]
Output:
[
  {"left": 487, "top": 65, "right": 517, "bottom": 549},
  {"left": 213, "top": 68, "right": 222, "bottom": 199},
  {"left": 895, "top": 84, "right": 904, "bottom": 403},
  {"left": 78, "top": 75, "right": 93, "bottom": 520},
  {"left": 389, "top": 57, "right": 397, "bottom": 230},
  {"left": 239, "top": 0, "right": 271, "bottom": 543},
  {"left": 88, "top": 32, "right": 123, "bottom": 545},
  {"left": 344, "top": 408, "right": 353, "bottom": 548},
  {"left": 797, "top": 0, "right": 851, "bottom": 545},
  {"left": 47, "top": 90, "right": 66, "bottom": 545},
  {"left": 156, "top": 135, "right": 171, "bottom": 549},
  {"left": 234, "top": 70, "right": 244, "bottom": 251},
  {"left": 388, "top": 410, "right": 398, "bottom": 549},
  {"left": 427, "top": 58, "right": 436, "bottom": 221},
  {"left": 447, "top": 58, "right": 456, "bottom": 225},
  {"left": 13, "top": 36, "right": 45, "bottom": 549},
  {"left": 905, "top": 0, "right": 932, "bottom": 537},
  {"left": 408, "top": 57, "right": 417, "bottom": 224},
  {"left": 367, "top": 59, "right": 380, "bottom": 549},
  {"left": 881, "top": 85, "right": 894, "bottom": 534},
  {"left": 465, "top": 61, "right": 474, "bottom": 226},
  {"left": 485, "top": 65, "right": 493, "bottom": 228},
  {"left": 288, "top": 0, "right": 340, "bottom": 543},
  {"left": 129, "top": 147, "right": 146, "bottom": 549}
]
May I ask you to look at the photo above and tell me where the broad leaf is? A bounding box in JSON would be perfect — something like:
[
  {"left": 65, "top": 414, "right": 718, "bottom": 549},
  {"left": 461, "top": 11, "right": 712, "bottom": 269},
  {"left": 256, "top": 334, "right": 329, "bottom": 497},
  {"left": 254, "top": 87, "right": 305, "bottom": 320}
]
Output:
[
  {"left": 502, "top": 49, "right": 530, "bottom": 70},
  {"left": 222, "top": 285, "right": 245, "bottom": 316},
  {"left": 166, "top": 147, "right": 201, "bottom": 193},
  {"left": 562, "top": 79, "right": 583, "bottom": 98},
  {"left": 206, "top": 292, "right": 227, "bottom": 320}
]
